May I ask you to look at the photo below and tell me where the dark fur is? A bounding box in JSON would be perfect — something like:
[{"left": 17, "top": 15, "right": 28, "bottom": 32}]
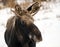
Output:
[
  {"left": 5, "top": 16, "right": 35, "bottom": 47},
  {"left": 4, "top": 4, "right": 42, "bottom": 47}
]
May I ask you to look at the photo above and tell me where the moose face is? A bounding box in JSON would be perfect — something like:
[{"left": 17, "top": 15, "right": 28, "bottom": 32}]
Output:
[
  {"left": 5, "top": 2, "right": 42, "bottom": 47},
  {"left": 11, "top": 3, "right": 42, "bottom": 42}
]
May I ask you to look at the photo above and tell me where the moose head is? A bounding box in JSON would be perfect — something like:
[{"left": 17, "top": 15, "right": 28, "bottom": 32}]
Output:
[
  {"left": 10, "top": 2, "right": 42, "bottom": 42},
  {"left": 5, "top": 2, "right": 42, "bottom": 47}
]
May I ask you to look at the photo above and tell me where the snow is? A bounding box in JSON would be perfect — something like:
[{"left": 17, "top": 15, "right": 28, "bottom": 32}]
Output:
[
  {"left": 34, "top": 2, "right": 60, "bottom": 47},
  {"left": 0, "top": 8, "right": 15, "bottom": 47},
  {"left": 0, "top": 2, "right": 60, "bottom": 47}
]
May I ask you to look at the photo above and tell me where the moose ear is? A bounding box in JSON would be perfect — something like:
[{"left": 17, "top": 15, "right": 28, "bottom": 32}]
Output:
[
  {"left": 27, "top": 2, "right": 40, "bottom": 16},
  {"left": 15, "top": 4, "right": 22, "bottom": 12}
]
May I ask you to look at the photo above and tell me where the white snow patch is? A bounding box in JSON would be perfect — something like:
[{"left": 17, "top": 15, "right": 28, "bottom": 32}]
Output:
[{"left": 0, "top": 8, "right": 15, "bottom": 47}]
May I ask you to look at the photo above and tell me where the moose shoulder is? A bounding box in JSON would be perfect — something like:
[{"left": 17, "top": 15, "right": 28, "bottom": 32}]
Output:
[{"left": 4, "top": 3, "right": 42, "bottom": 47}]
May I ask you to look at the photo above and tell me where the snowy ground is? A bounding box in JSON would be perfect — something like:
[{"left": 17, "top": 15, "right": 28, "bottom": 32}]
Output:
[
  {"left": 0, "top": 2, "right": 60, "bottom": 47},
  {"left": 0, "top": 8, "right": 15, "bottom": 47}
]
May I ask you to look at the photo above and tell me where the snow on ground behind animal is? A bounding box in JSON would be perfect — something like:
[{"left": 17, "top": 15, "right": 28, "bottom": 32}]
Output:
[
  {"left": 34, "top": 2, "right": 60, "bottom": 47},
  {"left": 0, "top": 2, "right": 60, "bottom": 47},
  {"left": 0, "top": 8, "right": 15, "bottom": 47}
]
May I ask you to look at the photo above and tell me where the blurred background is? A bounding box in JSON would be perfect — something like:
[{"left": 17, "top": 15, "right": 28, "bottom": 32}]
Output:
[{"left": 0, "top": 0, "right": 60, "bottom": 47}]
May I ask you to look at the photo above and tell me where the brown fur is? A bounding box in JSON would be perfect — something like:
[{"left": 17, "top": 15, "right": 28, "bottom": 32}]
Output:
[{"left": 13, "top": 4, "right": 34, "bottom": 26}]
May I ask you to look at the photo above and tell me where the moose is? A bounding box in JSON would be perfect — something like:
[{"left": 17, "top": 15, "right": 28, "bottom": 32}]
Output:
[{"left": 4, "top": 2, "right": 42, "bottom": 47}]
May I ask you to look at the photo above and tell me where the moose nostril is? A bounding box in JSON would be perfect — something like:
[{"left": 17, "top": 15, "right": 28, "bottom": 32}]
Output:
[{"left": 29, "top": 34, "right": 32, "bottom": 39}]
